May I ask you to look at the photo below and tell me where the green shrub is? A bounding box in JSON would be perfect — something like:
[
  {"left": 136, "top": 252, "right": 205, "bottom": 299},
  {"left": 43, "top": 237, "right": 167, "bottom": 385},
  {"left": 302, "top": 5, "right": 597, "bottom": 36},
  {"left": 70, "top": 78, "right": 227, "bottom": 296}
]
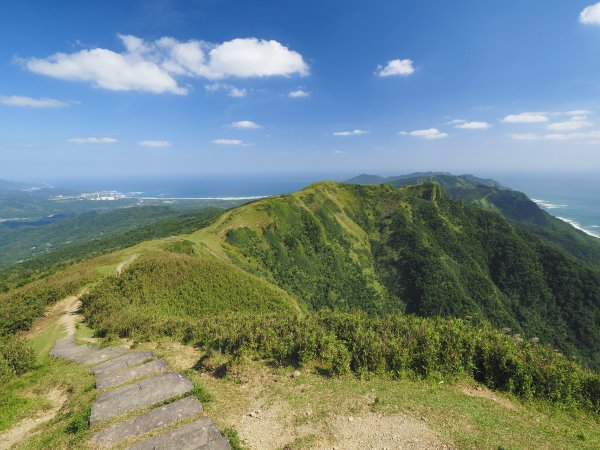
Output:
[{"left": 0, "top": 336, "right": 35, "bottom": 385}]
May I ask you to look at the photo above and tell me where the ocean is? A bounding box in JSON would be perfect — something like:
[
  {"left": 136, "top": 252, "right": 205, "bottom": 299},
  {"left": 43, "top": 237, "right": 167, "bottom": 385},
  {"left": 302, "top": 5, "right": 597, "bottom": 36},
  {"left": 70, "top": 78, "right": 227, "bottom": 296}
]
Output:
[
  {"left": 49, "top": 174, "right": 347, "bottom": 199},
  {"left": 49, "top": 172, "right": 600, "bottom": 239},
  {"left": 494, "top": 173, "right": 600, "bottom": 238}
]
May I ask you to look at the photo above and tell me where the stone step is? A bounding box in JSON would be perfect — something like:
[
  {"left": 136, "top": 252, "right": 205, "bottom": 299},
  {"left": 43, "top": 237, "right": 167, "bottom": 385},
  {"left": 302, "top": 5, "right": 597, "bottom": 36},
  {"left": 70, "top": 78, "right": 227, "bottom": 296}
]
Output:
[
  {"left": 92, "top": 352, "right": 155, "bottom": 376},
  {"left": 90, "top": 396, "right": 203, "bottom": 447},
  {"left": 79, "top": 347, "right": 128, "bottom": 366},
  {"left": 96, "top": 359, "right": 169, "bottom": 390},
  {"left": 51, "top": 343, "right": 97, "bottom": 361},
  {"left": 127, "top": 417, "right": 231, "bottom": 450},
  {"left": 90, "top": 372, "right": 193, "bottom": 424}
]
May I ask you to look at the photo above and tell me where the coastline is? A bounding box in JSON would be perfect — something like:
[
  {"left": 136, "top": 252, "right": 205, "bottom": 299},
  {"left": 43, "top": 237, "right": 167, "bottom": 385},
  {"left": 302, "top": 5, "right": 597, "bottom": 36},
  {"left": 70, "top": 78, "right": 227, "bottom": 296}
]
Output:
[{"left": 532, "top": 199, "right": 600, "bottom": 239}]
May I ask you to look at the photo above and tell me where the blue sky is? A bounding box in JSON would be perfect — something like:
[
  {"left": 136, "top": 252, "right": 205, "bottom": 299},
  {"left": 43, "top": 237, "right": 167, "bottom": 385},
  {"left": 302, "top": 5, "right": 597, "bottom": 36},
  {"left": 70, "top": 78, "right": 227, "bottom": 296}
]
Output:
[{"left": 2, "top": 0, "right": 600, "bottom": 180}]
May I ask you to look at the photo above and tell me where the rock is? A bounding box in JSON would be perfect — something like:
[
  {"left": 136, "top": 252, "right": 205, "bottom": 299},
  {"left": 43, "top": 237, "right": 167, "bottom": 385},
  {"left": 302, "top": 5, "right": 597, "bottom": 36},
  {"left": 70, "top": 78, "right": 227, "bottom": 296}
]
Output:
[{"left": 292, "top": 370, "right": 301, "bottom": 378}]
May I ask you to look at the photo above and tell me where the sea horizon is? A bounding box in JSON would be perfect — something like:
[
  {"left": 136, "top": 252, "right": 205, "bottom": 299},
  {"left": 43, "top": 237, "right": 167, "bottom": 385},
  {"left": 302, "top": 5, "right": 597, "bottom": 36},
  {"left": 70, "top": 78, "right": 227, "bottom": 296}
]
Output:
[{"left": 24, "top": 171, "right": 596, "bottom": 239}]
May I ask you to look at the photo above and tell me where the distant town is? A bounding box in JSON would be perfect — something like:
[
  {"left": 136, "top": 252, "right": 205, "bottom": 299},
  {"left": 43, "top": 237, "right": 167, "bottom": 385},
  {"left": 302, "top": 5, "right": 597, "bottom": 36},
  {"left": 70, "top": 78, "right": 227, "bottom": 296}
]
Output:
[{"left": 50, "top": 191, "right": 127, "bottom": 201}]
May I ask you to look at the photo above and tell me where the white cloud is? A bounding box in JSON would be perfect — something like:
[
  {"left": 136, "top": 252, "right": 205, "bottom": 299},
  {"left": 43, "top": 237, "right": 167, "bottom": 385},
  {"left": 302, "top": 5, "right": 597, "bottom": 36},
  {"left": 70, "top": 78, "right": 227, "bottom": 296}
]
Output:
[
  {"left": 501, "top": 112, "right": 549, "bottom": 123},
  {"left": 138, "top": 140, "right": 172, "bottom": 147},
  {"left": 376, "top": 59, "right": 415, "bottom": 77},
  {"left": 231, "top": 120, "right": 260, "bottom": 129},
  {"left": 398, "top": 131, "right": 408, "bottom": 135},
  {"left": 289, "top": 89, "right": 309, "bottom": 98},
  {"left": 333, "top": 129, "right": 369, "bottom": 136},
  {"left": 333, "top": 150, "right": 344, "bottom": 154},
  {"left": 25, "top": 34, "right": 308, "bottom": 94},
  {"left": 228, "top": 86, "right": 247, "bottom": 97},
  {"left": 510, "top": 133, "right": 540, "bottom": 141},
  {"left": 510, "top": 130, "right": 600, "bottom": 142},
  {"left": 0, "top": 95, "right": 71, "bottom": 108},
  {"left": 408, "top": 128, "right": 448, "bottom": 139},
  {"left": 455, "top": 121, "right": 491, "bottom": 129},
  {"left": 567, "top": 109, "right": 593, "bottom": 116},
  {"left": 205, "top": 38, "right": 308, "bottom": 79},
  {"left": 547, "top": 117, "right": 590, "bottom": 131},
  {"left": 212, "top": 138, "right": 244, "bottom": 145},
  {"left": 580, "top": 2, "right": 600, "bottom": 24},
  {"left": 67, "top": 137, "right": 118, "bottom": 144},
  {"left": 205, "top": 83, "right": 247, "bottom": 98}
]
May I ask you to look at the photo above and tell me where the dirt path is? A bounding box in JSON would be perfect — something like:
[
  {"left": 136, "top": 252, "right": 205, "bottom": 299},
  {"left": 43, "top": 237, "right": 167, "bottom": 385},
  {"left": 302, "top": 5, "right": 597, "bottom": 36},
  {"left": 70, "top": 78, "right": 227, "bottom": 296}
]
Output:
[
  {"left": 0, "top": 388, "right": 68, "bottom": 450},
  {"left": 22, "top": 294, "right": 80, "bottom": 339},
  {"left": 116, "top": 254, "right": 139, "bottom": 276},
  {"left": 2, "top": 296, "right": 80, "bottom": 449}
]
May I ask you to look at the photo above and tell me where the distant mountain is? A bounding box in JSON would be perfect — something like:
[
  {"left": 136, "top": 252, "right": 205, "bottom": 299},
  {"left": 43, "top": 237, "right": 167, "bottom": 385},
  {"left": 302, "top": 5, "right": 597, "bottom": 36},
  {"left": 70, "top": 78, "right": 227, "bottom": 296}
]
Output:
[
  {"left": 0, "top": 179, "right": 48, "bottom": 192},
  {"left": 347, "top": 173, "right": 600, "bottom": 269},
  {"left": 347, "top": 172, "right": 506, "bottom": 190}
]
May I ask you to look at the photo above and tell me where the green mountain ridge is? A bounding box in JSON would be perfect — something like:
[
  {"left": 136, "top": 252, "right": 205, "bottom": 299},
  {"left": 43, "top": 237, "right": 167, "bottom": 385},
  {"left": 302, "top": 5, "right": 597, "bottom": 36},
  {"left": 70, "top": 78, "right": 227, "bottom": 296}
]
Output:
[
  {"left": 349, "top": 172, "right": 600, "bottom": 269},
  {"left": 76, "top": 180, "right": 600, "bottom": 371},
  {"left": 4, "top": 178, "right": 600, "bottom": 430}
]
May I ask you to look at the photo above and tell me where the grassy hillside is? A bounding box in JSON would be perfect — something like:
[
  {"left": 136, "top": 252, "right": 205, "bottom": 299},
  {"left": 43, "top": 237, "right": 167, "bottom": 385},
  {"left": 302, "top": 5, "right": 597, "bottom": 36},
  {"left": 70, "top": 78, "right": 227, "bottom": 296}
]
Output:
[
  {"left": 2, "top": 180, "right": 600, "bottom": 447},
  {"left": 185, "top": 182, "right": 600, "bottom": 368},
  {"left": 83, "top": 250, "right": 300, "bottom": 341},
  {"left": 351, "top": 172, "right": 600, "bottom": 269}
]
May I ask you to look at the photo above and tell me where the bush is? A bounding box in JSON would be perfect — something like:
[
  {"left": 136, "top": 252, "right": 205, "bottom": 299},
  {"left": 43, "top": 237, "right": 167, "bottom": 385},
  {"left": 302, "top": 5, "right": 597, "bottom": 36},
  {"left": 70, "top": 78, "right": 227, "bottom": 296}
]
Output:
[{"left": 0, "top": 336, "right": 35, "bottom": 384}]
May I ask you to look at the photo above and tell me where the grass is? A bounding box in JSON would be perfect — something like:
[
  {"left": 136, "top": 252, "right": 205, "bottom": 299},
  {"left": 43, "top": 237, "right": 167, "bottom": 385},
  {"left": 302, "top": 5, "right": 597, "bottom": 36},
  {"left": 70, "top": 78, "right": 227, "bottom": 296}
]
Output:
[
  {"left": 190, "top": 356, "right": 600, "bottom": 449},
  {"left": 0, "top": 291, "right": 96, "bottom": 447},
  {"left": 28, "top": 322, "right": 64, "bottom": 362},
  {"left": 129, "top": 335, "right": 600, "bottom": 449},
  {"left": 75, "top": 321, "right": 95, "bottom": 342},
  {"left": 0, "top": 358, "right": 95, "bottom": 442}
]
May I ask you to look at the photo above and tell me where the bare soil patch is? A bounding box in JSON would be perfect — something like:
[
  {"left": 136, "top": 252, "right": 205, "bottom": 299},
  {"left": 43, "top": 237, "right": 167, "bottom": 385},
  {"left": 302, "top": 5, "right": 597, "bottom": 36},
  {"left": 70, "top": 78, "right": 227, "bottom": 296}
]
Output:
[
  {"left": 0, "top": 388, "right": 67, "bottom": 450},
  {"left": 460, "top": 385, "right": 516, "bottom": 411},
  {"left": 21, "top": 295, "right": 80, "bottom": 339}
]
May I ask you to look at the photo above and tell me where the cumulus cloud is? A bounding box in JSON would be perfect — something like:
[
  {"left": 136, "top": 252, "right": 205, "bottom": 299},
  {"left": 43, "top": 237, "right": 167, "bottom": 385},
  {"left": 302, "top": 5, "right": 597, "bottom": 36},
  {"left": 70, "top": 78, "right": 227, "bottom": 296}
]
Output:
[
  {"left": 0, "top": 95, "right": 71, "bottom": 108},
  {"left": 204, "top": 83, "right": 247, "bottom": 98},
  {"left": 452, "top": 120, "right": 491, "bottom": 129},
  {"left": 138, "top": 140, "right": 171, "bottom": 147},
  {"left": 25, "top": 34, "right": 308, "bottom": 94},
  {"left": 289, "top": 89, "right": 309, "bottom": 98},
  {"left": 376, "top": 59, "right": 415, "bottom": 77},
  {"left": 407, "top": 128, "right": 448, "bottom": 139},
  {"left": 333, "top": 129, "right": 369, "bottom": 136},
  {"left": 67, "top": 137, "right": 118, "bottom": 144},
  {"left": 501, "top": 112, "right": 549, "bottom": 123},
  {"left": 212, "top": 138, "right": 244, "bottom": 145},
  {"left": 580, "top": 2, "right": 600, "bottom": 24},
  {"left": 231, "top": 120, "right": 260, "bottom": 129}
]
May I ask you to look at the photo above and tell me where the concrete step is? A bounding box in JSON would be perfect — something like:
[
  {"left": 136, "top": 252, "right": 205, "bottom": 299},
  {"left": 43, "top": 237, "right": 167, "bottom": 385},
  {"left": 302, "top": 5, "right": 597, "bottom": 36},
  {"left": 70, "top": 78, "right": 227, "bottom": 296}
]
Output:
[
  {"left": 51, "top": 343, "right": 97, "bottom": 361},
  {"left": 127, "top": 417, "right": 231, "bottom": 450},
  {"left": 90, "top": 396, "right": 203, "bottom": 447},
  {"left": 92, "top": 352, "right": 155, "bottom": 376},
  {"left": 96, "top": 359, "right": 168, "bottom": 390},
  {"left": 79, "top": 347, "right": 128, "bottom": 366},
  {"left": 90, "top": 372, "right": 193, "bottom": 424}
]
